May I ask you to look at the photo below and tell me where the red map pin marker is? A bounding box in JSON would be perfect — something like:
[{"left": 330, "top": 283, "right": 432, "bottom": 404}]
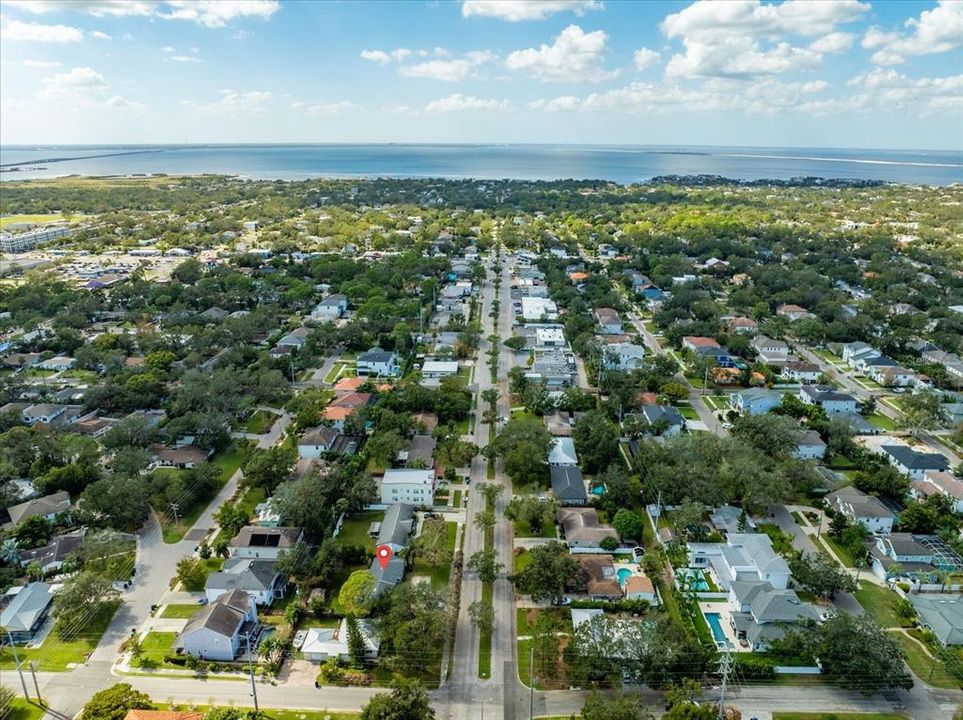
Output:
[{"left": 376, "top": 544, "right": 393, "bottom": 571}]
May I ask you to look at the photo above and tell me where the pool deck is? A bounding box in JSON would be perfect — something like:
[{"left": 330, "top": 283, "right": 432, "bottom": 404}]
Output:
[{"left": 698, "top": 601, "right": 752, "bottom": 652}]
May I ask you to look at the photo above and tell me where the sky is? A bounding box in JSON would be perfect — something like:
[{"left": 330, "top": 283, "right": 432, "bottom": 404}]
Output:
[{"left": 0, "top": 0, "right": 961, "bottom": 149}]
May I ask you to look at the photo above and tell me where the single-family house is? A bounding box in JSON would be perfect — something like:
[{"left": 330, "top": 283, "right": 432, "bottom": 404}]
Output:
[
  {"left": 728, "top": 316, "right": 758, "bottom": 334},
  {"left": 18, "top": 532, "right": 84, "bottom": 573},
  {"left": 373, "top": 502, "right": 415, "bottom": 553},
  {"left": 380, "top": 468, "right": 434, "bottom": 505},
  {"left": 205, "top": 558, "right": 286, "bottom": 606},
  {"left": 151, "top": 444, "right": 211, "bottom": 469},
  {"left": 276, "top": 327, "right": 310, "bottom": 350},
  {"left": 881, "top": 445, "right": 949, "bottom": 480},
  {"left": 728, "top": 581, "right": 821, "bottom": 652},
  {"left": 228, "top": 526, "right": 304, "bottom": 560},
  {"left": 752, "top": 335, "right": 790, "bottom": 366},
  {"left": 6, "top": 491, "right": 71, "bottom": 526},
  {"left": 794, "top": 430, "right": 827, "bottom": 460},
  {"left": 399, "top": 434, "right": 436, "bottom": 468},
  {"left": 688, "top": 534, "right": 790, "bottom": 591},
  {"left": 550, "top": 465, "right": 587, "bottom": 506},
  {"left": 908, "top": 594, "right": 963, "bottom": 646},
  {"left": 357, "top": 347, "right": 399, "bottom": 377},
  {"left": 421, "top": 359, "right": 459, "bottom": 379},
  {"left": 298, "top": 426, "right": 341, "bottom": 459},
  {"left": 520, "top": 297, "right": 559, "bottom": 322},
  {"left": 576, "top": 555, "right": 622, "bottom": 600},
  {"left": 300, "top": 617, "right": 380, "bottom": 662},
  {"left": 781, "top": 361, "right": 821, "bottom": 384},
  {"left": 602, "top": 342, "right": 646, "bottom": 370},
  {"left": 731, "top": 389, "right": 782, "bottom": 416},
  {"left": 544, "top": 409, "right": 577, "bottom": 437},
  {"left": 709, "top": 505, "right": 756, "bottom": 535},
  {"left": 0, "top": 582, "right": 53, "bottom": 643},
  {"left": 682, "top": 336, "right": 719, "bottom": 353},
  {"left": 639, "top": 404, "right": 686, "bottom": 435},
  {"left": 594, "top": 308, "right": 622, "bottom": 335},
  {"left": 776, "top": 304, "right": 814, "bottom": 322},
  {"left": 824, "top": 486, "right": 895, "bottom": 534},
  {"left": 21, "top": 403, "right": 68, "bottom": 425},
  {"left": 548, "top": 437, "right": 578, "bottom": 466},
  {"left": 623, "top": 575, "right": 658, "bottom": 603},
  {"left": 911, "top": 471, "right": 963, "bottom": 513},
  {"left": 868, "top": 532, "right": 963, "bottom": 583},
  {"left": 177, "top": 589, "right": 260, "bottom": 661},
  {"left": 308, "top": 294, "right": 348, "bottom": 322},
  {"left": 798, "top": 385, "right": 858, "bottom": 414},
  {"left": 39, "top": 355, "right": 76, "bottom": 372},
  {"left": 872, "top": 365, "right": 917, "bottom": 387},
  {"left": 557, "top": 507, "right": 618, "bottom": 551}
]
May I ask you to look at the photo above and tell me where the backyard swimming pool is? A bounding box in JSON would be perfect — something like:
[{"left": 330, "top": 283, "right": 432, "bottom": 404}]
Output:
[
  {"left": 616, "top": 568, "right": 633, "bottom": 587},
  {"left": 704, "top": 612, "right": 728, "bottom": 645},
  {"left": 677, "top": 568, "right": 710, "bottom": 591},
  {"left": 591, "top": 485, "right": 605, "bottom": 496}
]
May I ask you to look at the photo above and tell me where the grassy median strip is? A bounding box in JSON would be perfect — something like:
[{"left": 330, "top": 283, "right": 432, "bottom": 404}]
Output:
[{"left": 478, "top": 490, "right": 496, "bottom": 679}]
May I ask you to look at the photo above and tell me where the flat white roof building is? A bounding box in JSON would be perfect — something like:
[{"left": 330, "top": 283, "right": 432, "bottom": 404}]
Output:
[
  {"left": 535, "top": 327, "right": 566, "bottom": 347},
  {"left": 380, "top": 468, "right": 435, "bottom": 505},
  {"left": 521, "top": 297, "right": 558, "bottom": 322}
]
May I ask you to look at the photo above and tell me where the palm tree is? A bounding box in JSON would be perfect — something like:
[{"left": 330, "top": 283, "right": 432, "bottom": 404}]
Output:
[
  {"left": 0, "top": 538, "right": 19, "bottom": 564},
  {"left": 888, "top": 562, "right": 903, "bottom": 588}
]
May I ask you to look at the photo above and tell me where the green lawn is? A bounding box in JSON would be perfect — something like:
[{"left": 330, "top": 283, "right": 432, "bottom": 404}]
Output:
[
  {"left": 510, "top": 408, "right": 538, "bottom": 423},
  {"left": 411, "top": 521, "right": 457, "bottom": 589},
  {"left": 4, "top": 699, "right": 46, "bottom": 720},
  {"left": 478, "top": 581, "right": 493, "bottom": 679},
  {"left": 513, "top": 517, "right": 557, "bottom": 539},
  {"left": 854, "top": 583, "right": 903, "bottom": 627},
  {"left": 59, "top": 369, "right": 100, "bottom": 382},
  {"left": 0, "top": 602, "right": 119, "bottom": 672},
  {"left": 336, "top": 511, "right": 383, "bottom": 552},
  {"left": 131, "top": 632, "right": 181, "bottom": 670},
  {"left": 820, "top": 534, "right": 858, "bottom": 567},
  {"left": 0, "top": 213, "right": 84, "bottom": 229},
  {"left": 867, "top": 413, "right": 899, "bottom": 431},
  {"left": 514, "top": 550, "right": 532, "bottom": 573},
  {"left": 324, "top": 361, "right": 352, "bottom": 384},
  {"left": 453, "top": 489, "right": 462, "bottom": 508},
  {"left": 454, "top": 416, "right": 471, "bottom": 436},
  {"left": 245, "top": 409, "right": 278, "bottom": 434},
  {"left": 678, "top": 406, "right": 700, "bottom": 420},
  {"left": 773, "top": 714, "right": 907, "bottom": 720},
  {"left": 157, "top": 704, "right": 359, "bottom": 720},
  {"left": 891, "top": 632, "right": 960, "bottom": 689},
  {"left": 160, "top": 603, "right": 204, "bottom": 619}
]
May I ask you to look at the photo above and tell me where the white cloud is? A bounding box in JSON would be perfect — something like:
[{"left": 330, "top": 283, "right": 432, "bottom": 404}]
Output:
[
  {"left": 23, "top": 59, "right": 63, "bottom": 68},
  {"left": 90, "top": 30, "right": 112, "bottom": 40},
  {"left": 633, "top": 47, "right": 660, "bottom": 71},
  {"left": 809, "top": 32, "right": 854, "bottom": 54},
  {"left": 161, "top": 45, "right": 176, "bottom": 53},
  {"left": 462, "top": 0, "right": 602, "bottom": 22},
  {"left": 862, "top": 1, "right": 963, "bottom": 66},
  {"left": 424, "top": 94, "right": 511, "bottom": 112},
  {"left": 306, "top": 101, "right": 357, "bottom": 115},
  {"left": 846, "top": 68, "right": 963, "bottom": 115},
  {"left": 360, "top": 48, "right": 412, "bottom": 64},
  {"left": 506, "top": 25, "right": 614, "bottom": 82},
  {"left": 529, "top": 95, "right": 580, "bottom": 112},
  {"left": 197, "top": 89, "right": 274, "bottom": 114},
  {"left": 168, "top": 55, "right": 200, "bottom": 62},
  {"left": 105, "top": 95, "right": 146, "bottom": 110},
  {"left": 1, "top": 19, "right": 83, "bottom": 42},
  {"left": 399, "top": 51, "right": 494, "bottom": 82},
  {"left": 38, "top": 66, "right": 108, "bottom": 100},
  {"left": 160, "top": 1, "right": 279, "bottom": 27},
  {"left": 5, "top": 1, "right": 278, "bottom": 26},
  {"left": 662, "top": 0, "right": 868, "bottom": 79},
  {"left": 4, "top": 1, "right": 157, "bottom": 16}
]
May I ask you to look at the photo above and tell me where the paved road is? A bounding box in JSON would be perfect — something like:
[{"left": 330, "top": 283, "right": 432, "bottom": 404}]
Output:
[{"left": 795, "top": 345, "right": 960, "bottom": 466}]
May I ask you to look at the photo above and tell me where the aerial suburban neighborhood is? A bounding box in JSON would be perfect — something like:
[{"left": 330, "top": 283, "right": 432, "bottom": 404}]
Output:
[{"left": 0, "top": 173, "right": 962, "bottom": 720}]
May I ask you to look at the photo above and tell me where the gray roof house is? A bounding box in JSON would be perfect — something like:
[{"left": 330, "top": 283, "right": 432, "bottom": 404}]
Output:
[
  {"left": 177, "top": 588, "right": 260, "bottom": 661},
  {"left": 728, "top": 581, "right": 821, "bottom": 652},
  {"left": 825, "top": 486, "right": 895, "bottom": 535},
  {"left": 731, "top": 389, "right": 782, "bottom": 416},
  {"left": 557, "top": 507, "right": 618, "bottom": 551},
  {"left": 370, "top": 556, "right": 407, "bottom": 596},
  {"left": 908, "top": 594, "right": 963, "bottom": 646},
  {"left": 18, "top": 532, "right": 84, "bottom": 573},
  {"left": 228, "top": 526, "right": 304, "bottom": 560},
  {"left": 6, "top": 491, "right": 71, "bottom": 526},
  {"left": 400, "top": 434, "right": 436, "bottom": 468},
  {"left": 375, "top": 503, "right": 415, "bottom": 552},
  {"left": 0, "top": 582, "right": 53, "bottom": 642},
  {"left": 709, "top": 505, "right": 755, "bottom": 535},
  {"left": 550, "top": 465, "right": 588, "bottom": 506},
  {"left": 205, "top": 558, "right": 286, "bottom": 606},
  {"left": 640, "top": 405, "right": 686, "bottom": 435},
  {"left": 881, "top": 445, "right": 950, "bottom": 480}
]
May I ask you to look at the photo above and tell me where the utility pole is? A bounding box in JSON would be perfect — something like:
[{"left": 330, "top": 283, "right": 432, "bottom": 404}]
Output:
[
  {"left": 703, "top": 365, "right": 709, "bottom": 396},
  {"left": 5, "top": 630, "right": 30, "bottom": 700},
  {"left": 718, "top": 646, "right": 733, "bottom": 720},
  {"left": 529, "top": 641, "right": 535, "bottom": 720},
  {"left": 168, "top": 502, "right": 179, "bottom": 527},
  {"left": 29, "top": 661, "right": 42, "bottom": 705},
  {"left": 246, "top": 631, "right": 259, "bottom": 713}
]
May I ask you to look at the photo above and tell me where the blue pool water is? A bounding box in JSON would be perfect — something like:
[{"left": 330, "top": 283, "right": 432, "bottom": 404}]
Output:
[
  {"left": 616, "top": 568, "right": 633, "bottom": 587},
  {"left": 705, "top": 613, "right": 728, "bottom": 644},
  {"left": 677, "top": 568, "right": 710, "bottom": 592},
  {"left": 591, "top": 486, "right": 605, "bottom": 496}
]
